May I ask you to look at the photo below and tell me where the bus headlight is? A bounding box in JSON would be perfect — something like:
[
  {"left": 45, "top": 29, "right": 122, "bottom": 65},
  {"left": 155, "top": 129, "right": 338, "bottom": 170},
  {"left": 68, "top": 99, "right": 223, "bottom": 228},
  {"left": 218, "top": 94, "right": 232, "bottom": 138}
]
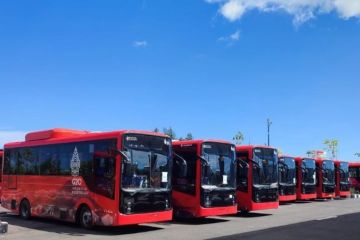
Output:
[
  {"left": 254, "top": 192, "right": 261, "bottom": 202},
  {"left": 126, "top": 201, "right": 132, "bottom": 213},
  {"left": 229, "top": 194, "right": 236, "bottom": 204},
  {"left": 165, "top": 199, "right": 169, "bottom": 209},
  {"left": 204, "top": 196, "right": 211, "bottom": 207}
]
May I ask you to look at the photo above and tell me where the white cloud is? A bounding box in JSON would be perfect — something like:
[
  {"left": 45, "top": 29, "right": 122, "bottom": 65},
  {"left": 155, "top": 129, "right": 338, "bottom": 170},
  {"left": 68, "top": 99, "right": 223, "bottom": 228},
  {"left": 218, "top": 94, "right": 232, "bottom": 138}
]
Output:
[
  {"left": 0, "top": 131, "right": 27, "bottom": 148},
  {"left": 133, "top": 40, "right": 148, "bottom": 48},
  {"left": 218, "top": 29, "right": 241, "bottom": 45},
  {"left": 230, "top": 29, "right": 240, "bottom": 40},
  {"left": 206, "top": 0, "right": 360, "bottom": 25}
]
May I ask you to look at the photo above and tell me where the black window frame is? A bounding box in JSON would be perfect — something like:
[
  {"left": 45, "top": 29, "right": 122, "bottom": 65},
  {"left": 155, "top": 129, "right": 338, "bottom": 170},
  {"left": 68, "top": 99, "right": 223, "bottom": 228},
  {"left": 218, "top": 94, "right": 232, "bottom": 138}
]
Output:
[{"left": 172, "top": 145, "right": 197, "bottom": 195}]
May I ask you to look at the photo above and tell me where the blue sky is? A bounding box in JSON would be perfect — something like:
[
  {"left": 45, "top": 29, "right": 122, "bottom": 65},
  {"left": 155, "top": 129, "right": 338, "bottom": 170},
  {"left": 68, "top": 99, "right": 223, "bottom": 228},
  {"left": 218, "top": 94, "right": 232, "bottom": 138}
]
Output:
[{"left": 0, "top": 0, "right": 359, "bottom": 161}]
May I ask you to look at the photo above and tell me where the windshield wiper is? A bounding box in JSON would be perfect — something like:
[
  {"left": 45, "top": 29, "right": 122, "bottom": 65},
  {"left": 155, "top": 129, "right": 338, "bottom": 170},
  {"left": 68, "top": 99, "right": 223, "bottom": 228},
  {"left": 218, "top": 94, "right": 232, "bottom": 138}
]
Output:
[{"left": 113, "top": 149, "right": 132, "bottom": 163}]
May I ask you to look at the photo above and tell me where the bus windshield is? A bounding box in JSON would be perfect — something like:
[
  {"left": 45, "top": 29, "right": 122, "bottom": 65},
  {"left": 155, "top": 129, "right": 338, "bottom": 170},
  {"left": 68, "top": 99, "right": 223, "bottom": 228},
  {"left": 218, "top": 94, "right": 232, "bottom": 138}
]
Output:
[
  {"left": 279, "top": 157, "right": 296, "bottom": 185},
  {"left": 350, "top": 167, "right": 360, "bottom": 180},
  {"left": 322, "top": 160, "right": 335, "bottom": 184},
  {"left": 302, "top": 159, "right": 316, "bottom": 184},
  {"left": 252, "top": 148, "right": 278, "bottom": 186},
  {"left": 121, "top": 134, "right": 172, "bottom": 190},
  {"left": 201, "top": 142, "right": 236, "bottom": 190},
  {"left": 340, "top": 162, "right": 349, "bottom": 183}
]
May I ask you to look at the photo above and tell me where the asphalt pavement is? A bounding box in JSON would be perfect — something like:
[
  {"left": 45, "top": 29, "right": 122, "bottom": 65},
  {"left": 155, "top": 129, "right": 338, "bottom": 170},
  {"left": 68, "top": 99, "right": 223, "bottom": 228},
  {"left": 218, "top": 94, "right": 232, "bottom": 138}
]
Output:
[
  {"left": 0, "top": 198, "right": 360, "bottom": 240},
  {"left": 212, "top": 212, "right": 360, "bottom": 240}
]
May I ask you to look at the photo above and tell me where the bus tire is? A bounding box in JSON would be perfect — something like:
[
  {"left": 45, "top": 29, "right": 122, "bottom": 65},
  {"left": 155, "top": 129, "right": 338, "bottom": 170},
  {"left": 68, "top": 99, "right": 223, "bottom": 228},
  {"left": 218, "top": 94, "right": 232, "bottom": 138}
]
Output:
[
  {"left": 79, "top": 205, "right": 93, "bottom": 229},
  {"left": 19, "top": 199, "right": 31, "bottom": 220}
]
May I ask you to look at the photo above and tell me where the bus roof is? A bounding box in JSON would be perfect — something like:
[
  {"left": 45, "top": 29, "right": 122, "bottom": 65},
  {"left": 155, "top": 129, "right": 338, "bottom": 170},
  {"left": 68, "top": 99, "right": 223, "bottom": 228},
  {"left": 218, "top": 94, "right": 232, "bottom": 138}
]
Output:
[
  {"left": 4, "top": 128, "right": 169, "bottom": 148},
  {"left": 349, "top": 162, "right": 360, "bottom": 167},
  {"left": 294, "top": 157, "right": 315, "bottom": 162},
  {"left": 279, "top": 155, "right": 295, "bottom": 159},
  {"left": 235, "top": 145, "right": 277, "bottom": 151},
  {"left": 172, "top": 139, "right": 233, "bottom": 146}
]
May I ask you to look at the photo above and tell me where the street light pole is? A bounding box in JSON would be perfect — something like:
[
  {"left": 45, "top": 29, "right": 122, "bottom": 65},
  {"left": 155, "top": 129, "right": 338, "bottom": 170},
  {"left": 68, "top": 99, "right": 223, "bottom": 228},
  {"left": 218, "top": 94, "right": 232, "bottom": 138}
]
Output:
[{"left": 267, "top": 118, "right": 272, "bottom": 146}]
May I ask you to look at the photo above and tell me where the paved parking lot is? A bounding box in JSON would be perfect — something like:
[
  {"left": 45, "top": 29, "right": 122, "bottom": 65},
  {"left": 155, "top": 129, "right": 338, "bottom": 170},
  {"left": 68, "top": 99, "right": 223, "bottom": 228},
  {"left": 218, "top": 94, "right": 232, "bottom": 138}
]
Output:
[{"left": 1, "top": 198, "right": 360, "bottom": 240}]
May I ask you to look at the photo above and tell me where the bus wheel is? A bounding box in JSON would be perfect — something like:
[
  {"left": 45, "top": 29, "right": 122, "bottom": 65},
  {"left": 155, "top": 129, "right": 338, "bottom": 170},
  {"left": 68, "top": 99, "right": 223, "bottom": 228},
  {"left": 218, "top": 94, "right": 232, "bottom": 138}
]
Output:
[
  {"left": 79, "top": 206, "right": 93, "bottom": 229},
  {"left": 19, "top": 199, "right": 31, "bottom": 220}
]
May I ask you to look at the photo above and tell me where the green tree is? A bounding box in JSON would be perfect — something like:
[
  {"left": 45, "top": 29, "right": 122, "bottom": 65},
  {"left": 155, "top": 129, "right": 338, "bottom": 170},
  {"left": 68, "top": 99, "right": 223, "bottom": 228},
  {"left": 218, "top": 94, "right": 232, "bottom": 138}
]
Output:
[
  {"left": 153, "top": 128, "right": 159, "bottom": 133},
  {"left": 323, "top": 139, "right": 339, "bottom": 159},
  {"left": 233, "top": 131, "right": 244, "bottom": 145},
  {"left": 185, "top": 133, "right": 193, "bottom": 140},
  {"left": 163, "top": 127, "right": 176, "bottom": 140},
  {"left": 355, "top": 153, "right": 360, "bottom": 158}
]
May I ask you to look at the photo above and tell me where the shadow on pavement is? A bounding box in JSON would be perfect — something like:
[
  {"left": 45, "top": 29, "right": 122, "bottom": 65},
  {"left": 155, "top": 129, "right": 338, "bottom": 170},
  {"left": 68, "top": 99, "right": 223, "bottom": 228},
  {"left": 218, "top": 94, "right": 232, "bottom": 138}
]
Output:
[
  {"left": 234, "top": 212, "right": 272, "bottom": 218},
  {"left": 0, "top": 212, "right": 163, "bottom": 236},
  {"left": 279, "top": 202, "right": 295, "bottom": 206},
  {"left": 173, "top": 217, "right": 229, "bottom": 225},
  {"left": 209, "top": 212, "right": 360, "bottom": 240},
  {"left": 312, "top": 198, "right": 332, "bottom": 202},
  {"left": 294, "top": 200, "right": 312, "bottom": 204}
]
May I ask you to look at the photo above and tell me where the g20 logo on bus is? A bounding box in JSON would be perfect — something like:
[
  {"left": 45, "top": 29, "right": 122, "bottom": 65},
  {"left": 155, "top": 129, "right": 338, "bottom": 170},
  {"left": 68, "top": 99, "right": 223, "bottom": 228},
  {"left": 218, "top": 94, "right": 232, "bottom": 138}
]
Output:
[
  {"left": 72, "top": 178, "right": 82, "bottom": 186},
  {"left": 70, "top": 147, "right": 81, "bottom": 176}
]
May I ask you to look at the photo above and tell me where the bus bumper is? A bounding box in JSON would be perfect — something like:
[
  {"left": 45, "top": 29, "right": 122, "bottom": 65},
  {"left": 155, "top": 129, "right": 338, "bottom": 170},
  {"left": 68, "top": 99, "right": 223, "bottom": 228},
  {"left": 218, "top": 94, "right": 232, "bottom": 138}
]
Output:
[
  {"left": 114, "top": 210, "right": 173, "bottom": 226},
  {"left": 279, "top": 194, "right": 296, "bottom": 202},
  {"left": 197, "top": 205, "right": 237, "bottom": 217},
  {"left": 339, "top": 191, "right": 350, "bottom": 198},
  {"left": 297, "top": 193, "right": 317, "bottom": 200},
  {"left": 248, "top": 201, "right": 279, "bottom": 211},
  {"left": 317, "top": 192, "right": 335, "bottom": 199}
]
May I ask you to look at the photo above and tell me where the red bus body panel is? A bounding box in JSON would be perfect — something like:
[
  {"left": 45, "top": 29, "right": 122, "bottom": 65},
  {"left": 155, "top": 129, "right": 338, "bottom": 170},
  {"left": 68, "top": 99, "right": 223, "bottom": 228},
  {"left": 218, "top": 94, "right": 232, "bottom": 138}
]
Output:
[
  {"left": 172, "top": 140, "right": 237, "bottom": 218},
  {"left": 0, "top": 150, "right": 3, "bottom": 199},
  {"left": 279, "top": 194, "right": 296, "bottom": 202},
  {"left": 294, "top": 157, "right": 317, "bottom": 200},
  {"left": 334, "top": 160, "right": 350, "bottom": 198},
  {"left": 1, "top": 129, "right": 173, "bottom": 226},
  {"left": 315, "top": 159, "right": 335, "bottom": 199},
  {"left": 349, "top": 162, "right": 360, "bottom": 193},
  {"left": 236, "top": 145, "right": 279, "bottom": 212}
]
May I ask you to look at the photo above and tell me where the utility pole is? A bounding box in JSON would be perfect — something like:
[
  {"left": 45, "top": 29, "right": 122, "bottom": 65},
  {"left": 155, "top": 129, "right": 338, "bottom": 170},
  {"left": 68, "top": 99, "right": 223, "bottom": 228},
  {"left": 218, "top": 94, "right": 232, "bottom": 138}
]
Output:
[{"left": 267, "top": 118, "right": 272, "bottom": 146}]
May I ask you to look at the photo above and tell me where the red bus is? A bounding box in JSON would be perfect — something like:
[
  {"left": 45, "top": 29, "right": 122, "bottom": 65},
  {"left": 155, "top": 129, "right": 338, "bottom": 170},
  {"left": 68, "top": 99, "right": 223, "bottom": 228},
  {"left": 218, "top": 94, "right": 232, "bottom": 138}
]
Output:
[
  {"left": 334, "top": 160, "right": 350, "bottom": 198},
  {"left": 294, "top": 157, "right": 317, "bottom": 200},
  {"left": 235, "top": 145, "right": 279, "bottom": 212},
  {"left": 1, "top": 128, "right": 173, "bottom": 228},
  {"left": 315, "top": 158, "right": 335, "bottom": 199},
  {"left": 278, "top": 156, "right": 296, "bottom": 202},
  {"left": 172, "top": 140, "right": 237, "bottom": 218},
  {"left": 349, "top": 162, "right": 360, "bottom": 193},
  {"left": 0, "top": 149, "right": 3, "bottom": 199}
]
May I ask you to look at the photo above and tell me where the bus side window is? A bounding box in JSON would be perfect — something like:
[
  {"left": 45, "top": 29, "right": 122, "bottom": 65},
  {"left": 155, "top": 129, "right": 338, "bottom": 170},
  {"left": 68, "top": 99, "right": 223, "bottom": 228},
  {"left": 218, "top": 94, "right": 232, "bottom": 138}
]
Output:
[
  {"left": 316, "top": 163, "right": 320, "bottom": 186},
  {"left": 236, "top": 151, "right": 248, "bottom": 192},
  {"left": 91, "top": 140, "right": 116, "bottom": 199},
  {"left": 93, "top": 155, "right": 115, "bottom": 199},
  {"left": 39, "top": 146, "right": 60, "bottom": 175},
  {"left": 3, "top": 149, "right": 16, "bottom": 175},
  {"left": 172, "top": 146, "right": 197, "bottom": 195},
  {"left": 296, "top": 162, "right": 300, "bottom": 188},
  {"left": 10, "top": 150, "right": 18, "bottom": 175},
  {"left": 19, "top": 148, "right": 38, "bottom": 175}
]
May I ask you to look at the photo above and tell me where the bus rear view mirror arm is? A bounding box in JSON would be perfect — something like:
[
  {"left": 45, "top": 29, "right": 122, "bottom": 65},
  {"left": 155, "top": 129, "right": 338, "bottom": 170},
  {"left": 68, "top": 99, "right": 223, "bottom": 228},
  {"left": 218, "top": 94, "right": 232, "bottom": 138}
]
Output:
[
  {"left": 198, "top": 155, "right": 210, "bottom": 166},
  {"left": 173, "top": 152, "right": 188, "bottom": 178}
]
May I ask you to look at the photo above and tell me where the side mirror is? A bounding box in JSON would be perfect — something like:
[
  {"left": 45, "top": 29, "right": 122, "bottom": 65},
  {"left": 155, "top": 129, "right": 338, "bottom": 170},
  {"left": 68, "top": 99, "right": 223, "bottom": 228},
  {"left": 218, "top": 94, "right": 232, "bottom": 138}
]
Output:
[
  {"left": 238, "top": 159, "right": 249, "bottom": 168},
  {"left": 198, "top": 155, "right": 210, "bottom": 166},
  {"left": 173, "top": 153, "right": 188, "bottom": 178},
  {"left": 120, "top": 151, "right": 132, "bottom": 164}
]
